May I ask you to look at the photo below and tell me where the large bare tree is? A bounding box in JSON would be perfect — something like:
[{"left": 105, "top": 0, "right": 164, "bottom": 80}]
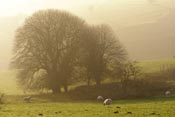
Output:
[{"left": 11, "top": 10, "right": 86, "bottom": 93}]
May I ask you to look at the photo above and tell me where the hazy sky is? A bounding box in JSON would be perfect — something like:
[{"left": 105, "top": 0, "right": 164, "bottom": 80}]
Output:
[
  {"left": 0, "top": 0, "right": 171, "bottom": 16},
  {"left": 0, "top": 0, "right": 118, "bottom": 16},
  {"left": 0, "top": 0, "right": 172, "bottom": 27}
]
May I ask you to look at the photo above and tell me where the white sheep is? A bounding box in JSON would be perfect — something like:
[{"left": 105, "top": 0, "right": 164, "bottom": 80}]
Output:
[
  {"left": 104, "top": 98, "right": 112, "bottom": 105},
  {"left": 165, "top": 91, "right": 171, "bottom": 96},
  {"left": 97, "top": 96, "right": 104, "bottom": 101},
  {"left": 23, "top": 96, "right": 32, "bottom": 103}
]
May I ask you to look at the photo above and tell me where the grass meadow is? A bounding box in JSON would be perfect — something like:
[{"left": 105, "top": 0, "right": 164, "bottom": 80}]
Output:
[{"left": 1, "top": 97, "right": 175, "bottom": 117}]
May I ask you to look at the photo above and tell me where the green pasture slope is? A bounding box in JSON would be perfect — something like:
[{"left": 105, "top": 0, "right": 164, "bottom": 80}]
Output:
[
  {"left": 137, "top": 58, "right": 175, "bottom": 73},
  {"left": 1, "top": 97, "right": 175, "bottom": 117}
]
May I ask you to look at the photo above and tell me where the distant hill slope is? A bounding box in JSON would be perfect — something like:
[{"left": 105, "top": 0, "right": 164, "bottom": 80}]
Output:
[
  {"left": 118, "top": 13, "right": 175, "bottom": 60},
  {"left": 138, "top": 59, "right": 175, "bottom": 73},
  {"left": 0, "top": 70, "right": 22, "bottom": 95}
]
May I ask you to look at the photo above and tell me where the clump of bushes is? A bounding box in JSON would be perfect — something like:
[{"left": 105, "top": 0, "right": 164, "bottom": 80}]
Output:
[
  {"left": 120, "top": 79, "right": 173, "bottom": 98},
  {"left": 69, "top": 83, "right": 121, "bottom": 100},
  {"left": 68, "top": 77, "right": 174, "bottom": 100},
  {"left": 67, "top": 62, "right": 175, "bottom": 100}
]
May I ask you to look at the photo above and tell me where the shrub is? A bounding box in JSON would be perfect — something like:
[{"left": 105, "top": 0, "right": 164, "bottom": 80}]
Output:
[{"left": 68, "top": 79, "right": 174, "bottom": 100}]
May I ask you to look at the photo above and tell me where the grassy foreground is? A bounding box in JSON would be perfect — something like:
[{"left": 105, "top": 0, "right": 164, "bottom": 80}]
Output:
[{"left": 1, "top": 97, "right": 175, "bottom": 117}]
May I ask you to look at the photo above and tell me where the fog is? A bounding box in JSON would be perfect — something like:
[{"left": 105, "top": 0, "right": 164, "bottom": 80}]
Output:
[{"left": 0, "top": 0, "right": 174, "bottom": 70}]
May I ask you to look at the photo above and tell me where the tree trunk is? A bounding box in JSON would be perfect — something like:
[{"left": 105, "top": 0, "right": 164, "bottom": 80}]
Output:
[
  {"left": 87, "top": 73, "right": 91, "bottom": 86},
  {"left": 52, "top": 86, "right": 61, "bottom": 94},
  {"left": 48, "top": 71, "right": 61, "bottom": 94},
  {"left": 63, "top": 80, "right": 68, "bottom": 92},
  {"left": 96, "top": 78, "right": 101, "bottom": 86},
  {"left": 87, "top": 78, "right": 90, "bottom": 86},
  {"left": 64, "top": 84, "right": 68, "bottom": 93}
]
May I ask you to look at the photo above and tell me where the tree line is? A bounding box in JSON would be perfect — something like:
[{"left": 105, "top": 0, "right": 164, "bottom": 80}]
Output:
[{"left": 11, "top": 9, "right": 127, "bottom": 94}]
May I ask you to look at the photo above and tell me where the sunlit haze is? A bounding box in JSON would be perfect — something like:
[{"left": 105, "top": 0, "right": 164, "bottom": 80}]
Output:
[
  {"left": 1, "top": 1, "right": 175, "bottom": 116},
  {"left": 0, "top": 0, "right": 119, "bottom": 16}
]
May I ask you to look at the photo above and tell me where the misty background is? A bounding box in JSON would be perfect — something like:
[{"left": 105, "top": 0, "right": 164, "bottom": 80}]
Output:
[{"left": 0, "top": 0, "right": 175, "bottom": 70}]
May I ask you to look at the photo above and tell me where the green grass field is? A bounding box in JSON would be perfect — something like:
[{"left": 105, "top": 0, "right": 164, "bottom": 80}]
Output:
[{"left": 1, "top": 97, "right": 175, "bottom": 117}]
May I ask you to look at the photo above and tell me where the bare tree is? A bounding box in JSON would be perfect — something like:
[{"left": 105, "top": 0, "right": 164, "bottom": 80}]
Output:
[
  {"left": 113, "top": 61, "right": 142, "bottom": 93},
  {"left": 80, "top": 24, "right": 127, "bottom": 86},
  {"left": 11, "top": 10, "right": 86, "bottom": 93}
]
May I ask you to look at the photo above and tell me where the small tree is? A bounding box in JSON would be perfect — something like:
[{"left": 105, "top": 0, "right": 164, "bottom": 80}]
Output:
[
  {"left": 113, "top": 61, "right": 142, "bottom": 92},
  {"left": 115, "top": 61, "right": 141, "bottom": 81}
]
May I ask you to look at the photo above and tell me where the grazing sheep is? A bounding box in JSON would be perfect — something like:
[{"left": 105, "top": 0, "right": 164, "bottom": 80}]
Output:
[
  {"left": 165, "top": 91, "right": 171, "bottom": 96},
  {"left": 104, "top": 98, "right": 112, "bottom": 105},
  {"left": 23, "top": 96, "right": 32, "bottom": 103},
  {"left": 97, "top": 96, "right": 104, "bottom": 101}
]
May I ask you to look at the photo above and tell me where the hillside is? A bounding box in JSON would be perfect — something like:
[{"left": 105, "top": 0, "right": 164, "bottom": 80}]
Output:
[
  {"left": 138, "top": 59, "right": 175, "bottom": 73},
  {"left": 118, "top": 12, "right": 175, "bottom": 60}
]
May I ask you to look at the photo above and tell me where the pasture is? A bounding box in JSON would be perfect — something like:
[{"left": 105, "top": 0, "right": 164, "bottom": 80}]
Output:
[
  {"left": 1, "top": 97, "right": 175, "bottom": 117},
  {"left": 137, "top": 59, "right": 175, "bottom": 73}
]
